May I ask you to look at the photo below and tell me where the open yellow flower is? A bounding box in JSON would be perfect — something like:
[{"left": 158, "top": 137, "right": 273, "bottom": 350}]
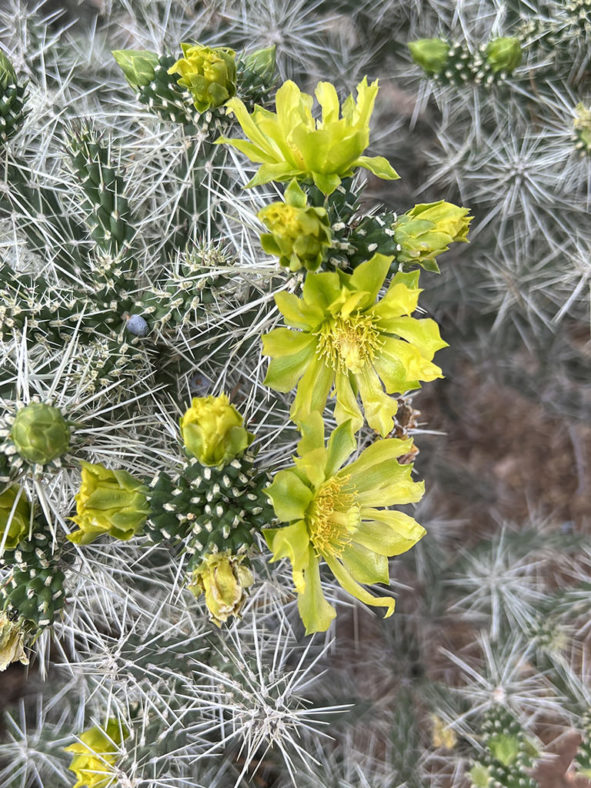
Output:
[
  {"left": 264, "top": 413, "right": 425, "bottom": 634},
  {"left": 217, "top": 77, "right": 399, "bottom": 194},
  {"left": 262, "top": 253, "right": 447, "bottom": 437}
]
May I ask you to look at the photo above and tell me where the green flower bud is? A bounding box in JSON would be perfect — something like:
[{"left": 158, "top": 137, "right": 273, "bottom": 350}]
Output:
[
  {"left": 485, "top": 37, "right": 522, "bottom": 73},
  {"left": 394, "top": 200, "right": 472, "bottom": 272},
  {"left": 242, "top": 45, "right": 276, "bottom": 83},
  {"left": 469, "top": 763, "right": 490, "bottom": 788},
  {"left": 0, "top": 51, "right": 17, "bottom": 87},
  {"left": 112, "top": 49, "right": 159, "bottom": 89},
  {"left": 68, "top": 462, "right": 150, "bottom": 545},
  {"left": 180, "top": 394, "right": 254, "bottom": 467},
  {"left": 0, "top": 485, "right": 30, "bottom": 550},
  {"left": 488, "top": 733, "right": 521, "bottom": 766},
  {"left": 10, "top": 403, "right": 70, "bottom": 465},
  {"left": 258, "top": 179, "right": 331, "bottom": 271},
  {"left": 168, "top": 43, "right": 236, "bottom": 112},
  {"left": 65, "top": 718, "right": 129, "bottom": 788},
  {"left": 0, "top": 613, "right": 29, "bottom": 671},
  {"left": 408, "top": 38, "right": 450, "bottom": 75},
  {"left": 574, "top": 103, "right": 591, "bottom": 153},
  {"left": 188, "top": 550, "right": 253, "bottom": 626}
]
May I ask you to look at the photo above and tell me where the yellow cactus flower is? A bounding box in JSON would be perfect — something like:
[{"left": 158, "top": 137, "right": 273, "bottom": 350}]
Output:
[
  {"left": 188, "top": 550, "right": 253, "bottom": 626},
  {"left": 264, "top": 413, "right": 425, "bottom": 634},
  {"left": 180, "top": 394, "right": 253, "bottom": 467},
  {"left": 0, "top": 613, "right": 29, "bottom": 670},
  {"left": 0, "top": 485, "right": 30, "bottom": 551},
  {"left": 258, "top": 179, "right": 331, "bottom": 271},
  {"left": 168, "top": 42, "right": 236, "bottom": 112},
  {"left": 262, "top": 253, "right": 447, "bottom": 437},
  {"left": 65, "top": 718, "right": 128, "bottom": 788},
  {"left": 68, "top": 462, "right": 150, "bottom": 545},
  {"left": 217, "top": 77, "right": 399, "bottom": 194}
]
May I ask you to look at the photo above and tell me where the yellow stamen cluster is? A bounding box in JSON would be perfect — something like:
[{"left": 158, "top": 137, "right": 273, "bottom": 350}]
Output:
[
  {"left": 307, "top": 476, "right": 359, "bottom": 557},
  {"left": 315, "top": 314, "right": 382, "bottom": 373}
]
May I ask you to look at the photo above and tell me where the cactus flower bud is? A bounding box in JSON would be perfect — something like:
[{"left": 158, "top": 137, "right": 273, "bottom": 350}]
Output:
[
  {"left": 168, "top": 43, "right": 236, "bottom": 112},
  {"left": 10, "top": 403, "right": 70, "bottom": 465},
  {"left": 394, "top": 200, "right": 472, "bottom": 271},
  {"left": 408, "top": 38, "right": 450, "bottom": 75},
  {"left": 180, "top": 394, "right": 253, "bottom": 467},
  {"left": 68, "top": 462, "right": 150, "bottom": 545},
  {"left": 242, "top": 45, "right": 276, "bottom": 83},
  {"left": 0, "top": 613, "right": 29, "bottom": 670},
  {"left": 258, "top": 179, "right": 331, "bottom": 271},
  {"left": 485, "top": 37, "right": 522, "bottom": 74},
  {"left": 112, "top": 49, "right": 159, "bottom": 89},
  {"left": 188, "top": 551, "right": 253, "bottom": 626},
  {"left": 0, "top": 485, "right": 30, "bottom": 551},
  {"left": 65, "top": 718, "right": 129, "bottom": 788}
]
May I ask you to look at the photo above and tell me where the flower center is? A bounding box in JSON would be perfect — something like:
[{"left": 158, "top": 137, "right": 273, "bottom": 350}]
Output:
[
  {"left": 315, "top": 313, "right": 381, "bottom": 373},
  {"left": 307, "top": 475, "right": 360, "bottom": 557}
]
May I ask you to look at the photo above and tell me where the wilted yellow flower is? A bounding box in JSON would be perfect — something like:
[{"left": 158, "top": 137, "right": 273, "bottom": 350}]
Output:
[
  {"left": 264, "top": 413, "right": 425, "bottom": 634},
  {"left": 217, "top": 77, "right": 399, "bottom": 194},
  {"left": 168, "top": 42, "right": 236, "bottom": 112},
  {"left": 0, "top": 613, "right": 29, "bottom": 671},
  {"left": 259, "top": 179, "right": 331, "bottom": 271},
  {"left": 188, "top": 551, "right": 253, "bottom": 626},
  {"left": 262, "top": 253, "right": 447, "bottom": 437},
  {"left": 394, "top": 200, "right": 472, "bottom": 272},
  {"left": 180, "top": 394, "right": 253, "bottom": 467},
  {"left": 68, "top": 462, "right": 150, "bottom": 545},
  {"left": 65, "top": 718, "right": 128, "bottom": 788},
  {"left": 0, "top": 485, "right": 30, "bottom": 551}
]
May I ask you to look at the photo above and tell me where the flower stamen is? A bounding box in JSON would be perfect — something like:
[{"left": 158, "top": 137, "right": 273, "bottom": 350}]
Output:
[
  {"left": 307, "top": 475, "right": 360, "bottom": 557},
  {"left": 315, "top": 313, "right": 382, "bottom": 373}
]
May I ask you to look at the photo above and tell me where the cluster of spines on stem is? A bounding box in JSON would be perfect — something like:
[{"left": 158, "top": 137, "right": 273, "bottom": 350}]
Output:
[
  {"left": 146, "top": 452, "right": 273, "bottom": 566},
  {"left": 0, "top": 53, "right": 27, "bottom": 144},
  {"left": 67, "top": 123, "right": 135, "bottom": 259},
  {"left": 433, "top": 42, "right": 516, "bottom": 88},
  {"left": 0, "top": 528, "right": 73, "bottom": 628}
]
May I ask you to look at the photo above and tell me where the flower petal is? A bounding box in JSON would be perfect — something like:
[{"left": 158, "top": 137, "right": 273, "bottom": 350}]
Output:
[
  {"left": 325, "top": 419, "right": 357, "bottom": 477},
  {"left": 334, "top": 370, "right": 363, "bottom": 433},
  {"left": 356, "top": 365, "right": 398, "bottom": 437},
  {"left": 356, "top": 510, "right": 426, "bottom": 555},
  {"left": 297, "top": 547, "right": 337, "bottom": 634},
  {"left": 354, "top": 154, "right": 399, "bottom": 180},
  {"left": 290, "top": 356, "right": 334, "bottom": 424},
  {"left": 358, "top": 475, "right": 425, "bottom": 507},
  {"left": 265, "top": 470, "right": 314, "bottom": 521},
  {"left": 325, "top": 553, "right": 396, "bottom": 617},
  {"left": 264, "top": 520, "right": 311, "bottom": 581},
  {"left": 349, "top": 253, "right": 393, "bottom": 305},
  {"left": 381, "top": 316, "right": 448, "bottom": 359},
  {"left": 262, "top": 330, "right": 316, "bottom": 392},
  {"left": 341, "top": 541, "right": 389, "bottom": 584}
]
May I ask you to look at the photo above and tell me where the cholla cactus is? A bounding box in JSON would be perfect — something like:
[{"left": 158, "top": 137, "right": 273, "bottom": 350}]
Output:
[{"left": 0, "top": 2, "right": 588, "bottom": 787}]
